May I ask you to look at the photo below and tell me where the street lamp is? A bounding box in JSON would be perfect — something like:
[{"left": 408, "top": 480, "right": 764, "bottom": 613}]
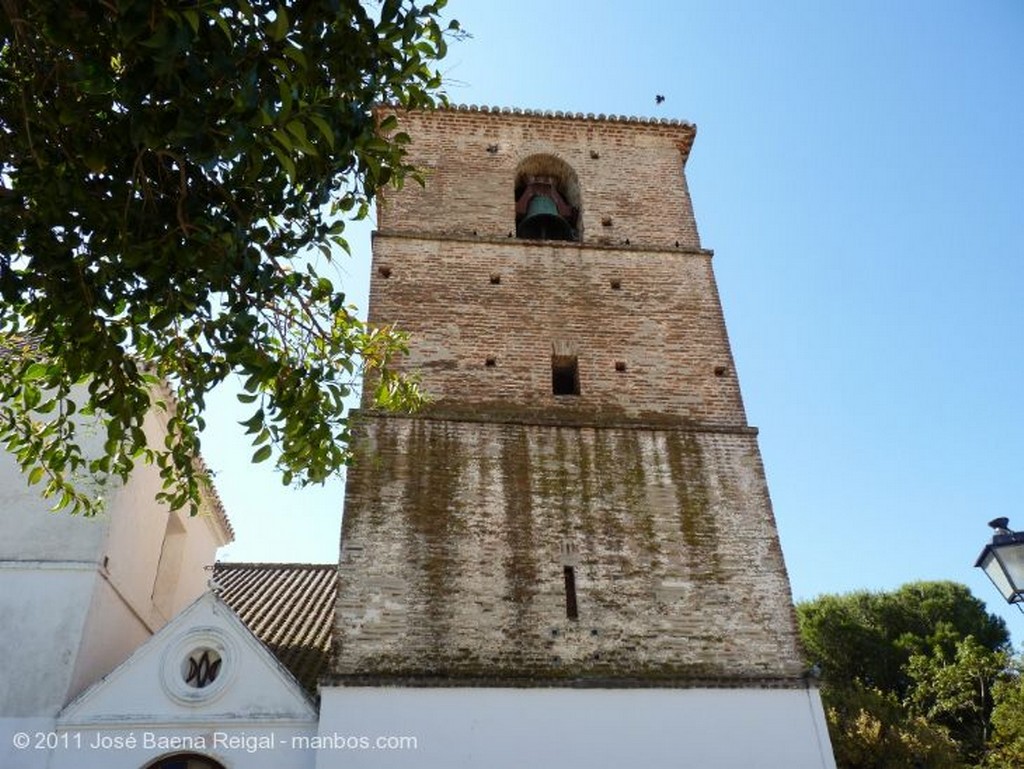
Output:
[{"left": 975, "top": 517, "right": 1024, "bottom": 610}]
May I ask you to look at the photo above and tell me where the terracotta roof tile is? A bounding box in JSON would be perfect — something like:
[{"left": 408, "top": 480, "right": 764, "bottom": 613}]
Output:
[{"left": 213, "top": 562, "right": 336, "bottom": 696}]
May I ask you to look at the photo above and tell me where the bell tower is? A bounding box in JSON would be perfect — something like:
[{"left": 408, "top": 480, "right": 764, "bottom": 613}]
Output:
[{"left": 319, "top": 106, "right": 835, "bottom": 769}]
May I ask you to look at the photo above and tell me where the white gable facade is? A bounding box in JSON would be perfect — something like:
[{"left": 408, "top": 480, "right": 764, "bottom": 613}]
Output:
[{"left": 12, "top": 592, "right": 319, "bottom": 769}]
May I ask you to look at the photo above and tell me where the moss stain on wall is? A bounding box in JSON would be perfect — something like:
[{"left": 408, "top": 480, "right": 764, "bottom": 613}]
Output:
[
  {"left": 500, "top": 425, "right": 539, "bottom": 634},
  {"left": 403, "top": 419, "right": 463, "bottom": 655},
  {"left": 665, "top": 432, "right": 722, "bottom": 582}
]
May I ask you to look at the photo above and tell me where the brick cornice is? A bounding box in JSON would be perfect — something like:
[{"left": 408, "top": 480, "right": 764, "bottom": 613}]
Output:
[
  {"left": 373, "top": 229, "right": 715, "bottom": 258},
  {"left": 352, "top": 407, "right": 758, "bottom": 436}
]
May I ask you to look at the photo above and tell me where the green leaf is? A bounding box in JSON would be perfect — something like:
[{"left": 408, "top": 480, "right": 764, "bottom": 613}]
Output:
[
  {"left": 267, "top": 5, "right": 289, "bottom": 42},
  {"left": 269, "top": 143, "right": 297, "bottom": 183},
  {"left": 271, "top": 127, "right": 294, "bottom": 152},
  {"left": 381, "top": 0, "right": 401, "bottom": 23},
  {"left": 308, "top": 114, "right": 335, "bottom": 149},
  {"left": 23, "top": 363, "right": 48, "bottom": 381},
  {"left": 240, "top": 409, "right": 265, "bottom": 434},
  {"left": 252, "top": 445, "right": 273, "bottom": 463},
  {"left": 211, "top": 12, "right": 233, "bottom": 43},
  {"left": 285, "top": 120, "right": 308, "bottom": 144},
  {"left": 183, "top": 9, "right": 200, "bottom": 33},
  {"left": 282, "top": 44, "right": 307, "bottom": 70}
]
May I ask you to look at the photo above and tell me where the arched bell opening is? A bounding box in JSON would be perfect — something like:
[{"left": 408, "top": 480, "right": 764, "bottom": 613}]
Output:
[{"left": 513, "top": 155, "right": 581, "bottom": 242}]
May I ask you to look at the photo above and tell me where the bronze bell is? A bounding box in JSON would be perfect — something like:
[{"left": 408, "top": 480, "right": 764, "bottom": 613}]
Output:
[
  {"left": 518, "top": 195, "right": 575, "bottom": 241},
  {"left": 515, "top": 177, "right": 576, "bottom": 241}
]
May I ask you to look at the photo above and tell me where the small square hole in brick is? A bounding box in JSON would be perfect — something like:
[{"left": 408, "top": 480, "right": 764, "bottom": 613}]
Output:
[
  {"left": 610, "top": 279, "right": 622, "bottom": 290},
  {"left": 378, "top": 266, "right": 392, "bottom": 279},
  {"left": 485, "top": 357, "right": 497, "bottom": 368},
  {"left": 490, "top": 274, "right": 501, "bottom": 285},
  {"left": 714, "top": 365, "right": 728, "bottom": 377},
  {"left": 615, "top": 361, "right": 627, "bottom": 372}
]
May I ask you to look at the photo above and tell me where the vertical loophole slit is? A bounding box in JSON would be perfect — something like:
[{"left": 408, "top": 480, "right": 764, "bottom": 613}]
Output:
[{"left": 564, "top": 565, "right": 579, "bottom": 620}]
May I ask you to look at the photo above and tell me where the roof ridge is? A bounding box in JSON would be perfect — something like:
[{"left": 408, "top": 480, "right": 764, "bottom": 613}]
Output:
[{"left": 215, "top": 561, "right": 336, "bottom": 570}]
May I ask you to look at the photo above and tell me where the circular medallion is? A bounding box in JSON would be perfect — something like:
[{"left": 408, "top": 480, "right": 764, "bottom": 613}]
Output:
[{"left": 160, "top": 628, "right": 236, "bottom": 705}]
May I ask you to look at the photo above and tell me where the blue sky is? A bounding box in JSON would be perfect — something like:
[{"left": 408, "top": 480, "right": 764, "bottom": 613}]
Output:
[{"left": 208, "top": 2, "right": 1024, "bottom": 633}]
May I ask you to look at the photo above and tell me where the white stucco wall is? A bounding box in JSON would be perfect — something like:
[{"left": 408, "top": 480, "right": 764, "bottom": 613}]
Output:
[
  {"left": 68, "top": 576, "right": 155, "bottom": 706},
  {"left": 0, "top": 459, "right": 110, "bottom": 563},
  {"left": 0, "top": 435, "right": 109, "bottom": 721},
  {"left": 1, "top": 400, "right": 231, "bottom": 724},
  {"left": 172, "top": 513, "right": 231, "bottom": 616},
  {"left": 0, "top": 383, "right": 111, "bottom": 561},
  {"left": 101, "top": 407, "right": 232, "bottom": 628},
  {"left": 102, "top": 469, "right": 182, "bottom": 625},
  {"left": 0, "top": 565, "right": 98, "bottom": 717},
  {"left": 317, "top": 686, "right": 837, "bottom": 769}
]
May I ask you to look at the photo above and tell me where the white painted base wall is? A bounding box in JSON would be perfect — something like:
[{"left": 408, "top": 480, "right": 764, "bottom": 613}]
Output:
[{"left": 316, "top": 686, "right": 837, "bottom": 769}]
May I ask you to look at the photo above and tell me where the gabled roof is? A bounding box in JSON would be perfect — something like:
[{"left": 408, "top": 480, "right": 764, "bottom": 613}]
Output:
[
  {"left": 59, "top": 590, "right": 318, "bottom": 725},
  {"left": 214, "top": 562, "right": 337, "bottom": 696}
]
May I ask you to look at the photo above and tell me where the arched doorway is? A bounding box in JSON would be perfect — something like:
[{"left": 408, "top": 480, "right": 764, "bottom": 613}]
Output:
[{"left": 144, "top": 754, "right": 225, "bottom": 769}]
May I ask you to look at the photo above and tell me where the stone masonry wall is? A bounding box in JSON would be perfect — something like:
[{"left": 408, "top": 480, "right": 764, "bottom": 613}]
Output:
[{"left": 336, "top": 415, "right": 806, "bottom": 684}]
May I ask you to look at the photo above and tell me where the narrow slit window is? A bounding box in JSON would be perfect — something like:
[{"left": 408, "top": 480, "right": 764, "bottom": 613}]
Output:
[
  {"left": 563, "top": 565, "right": 579, "bottom": 620},
  {"left": 552, "top": 355, "right": 580, "bottom": 396}
]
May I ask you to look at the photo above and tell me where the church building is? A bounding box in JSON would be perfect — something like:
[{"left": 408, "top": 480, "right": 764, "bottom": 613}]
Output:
[{"left": 0, "top": 105, "right": 835, "bottom": 769}]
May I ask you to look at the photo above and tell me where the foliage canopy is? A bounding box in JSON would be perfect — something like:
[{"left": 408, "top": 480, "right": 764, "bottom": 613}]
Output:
[
  {"left": 0, "top": 0, "right": 458, "bottom": 513},
  {"left": 798, "top": 581, "right": 1013, "bottom": 768},
  {"left": 798, "top": 581, "right": 1008, "bottom": 698}
]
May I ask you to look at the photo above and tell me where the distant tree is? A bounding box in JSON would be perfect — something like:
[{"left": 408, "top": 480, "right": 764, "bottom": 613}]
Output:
[
  {"left": 906, "top": 636, "right": 1008, "bottom": 765},
  {"left": 798, "top": 581, "right": 1008, "bottom": 698},
  {"left": 0, "top": 1, "right": 460, "bottom": 514},
  {"left": 823, "top": 681, "right": 961, "bottom": 769},
  {"left": 984, "top": 657, "right": 1024, "bottom": 767},
  {"left": 797, "top": 581, "right": 1010, "bottom": 769}
]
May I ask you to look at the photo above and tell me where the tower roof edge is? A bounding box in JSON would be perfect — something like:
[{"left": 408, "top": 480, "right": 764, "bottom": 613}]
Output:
[{"left": 374, "top": 102, "right": 698, "bottom": 162}]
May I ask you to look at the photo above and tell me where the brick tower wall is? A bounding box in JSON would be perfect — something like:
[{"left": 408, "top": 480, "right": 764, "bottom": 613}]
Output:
[
  {"left": 367, "top": 236, "right": 747, "bottom": 425},
  {"left": 335, "top": 107, "right": 806, "bottom": 687},
  {"left": 376, "top": 107, "right": 701, "bottom": 249},
  {"left": 337, "top": 417, "right": 805, "bottom": 683}
]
